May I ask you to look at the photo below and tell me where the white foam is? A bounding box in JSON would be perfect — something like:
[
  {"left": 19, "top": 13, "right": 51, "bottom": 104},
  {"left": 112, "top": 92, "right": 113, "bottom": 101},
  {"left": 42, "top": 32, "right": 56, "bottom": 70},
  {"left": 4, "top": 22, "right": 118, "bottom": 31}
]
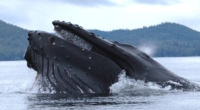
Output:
[
  {"left": 167, "top": 80, "right": 183, "bottom": 86},
  {"left": 109, "top": 70, "right": 172, "bottom": 93}
]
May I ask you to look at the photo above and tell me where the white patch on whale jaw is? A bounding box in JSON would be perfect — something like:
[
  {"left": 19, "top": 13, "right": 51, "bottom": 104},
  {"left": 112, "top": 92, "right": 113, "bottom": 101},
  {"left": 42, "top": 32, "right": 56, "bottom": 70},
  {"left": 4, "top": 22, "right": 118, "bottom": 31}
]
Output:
[{"left": 54, "top": 26, "right": 92, "bottom": 50}]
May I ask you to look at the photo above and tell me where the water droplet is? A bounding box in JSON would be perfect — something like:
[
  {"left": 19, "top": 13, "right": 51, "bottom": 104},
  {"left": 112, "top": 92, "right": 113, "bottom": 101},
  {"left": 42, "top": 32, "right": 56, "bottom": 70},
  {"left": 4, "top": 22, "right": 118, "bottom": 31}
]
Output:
[
  {"left": 88, "top": 57, "right": 92, "bottom": 59},
  {"left": 39, "top": 37, "right": 41, "bottom": 40},
  {"left": 53, "top": 43, "right": 56, "bottom": 45},
  {"left": 88, "top": 67, "right": 91, "bottom": 70}
]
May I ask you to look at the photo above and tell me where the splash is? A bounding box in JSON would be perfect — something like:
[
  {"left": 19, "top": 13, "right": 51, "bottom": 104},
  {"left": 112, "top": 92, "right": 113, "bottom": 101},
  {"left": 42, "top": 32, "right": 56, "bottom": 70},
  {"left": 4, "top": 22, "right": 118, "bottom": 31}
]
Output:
[
  {"left": 109, "top": 70, "right": 172, "bottom": 93},
  {"left": 29, "top": 74, "right": 56, "bottom": 94},
  {"left": 138, "top": 44, "right": 156, "bottom": 56}
]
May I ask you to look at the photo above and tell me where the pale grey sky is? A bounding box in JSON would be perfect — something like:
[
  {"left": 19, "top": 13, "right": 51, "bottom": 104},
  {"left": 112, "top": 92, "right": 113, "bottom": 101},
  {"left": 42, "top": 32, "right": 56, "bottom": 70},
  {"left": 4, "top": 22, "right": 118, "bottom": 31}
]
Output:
[{"left": 0, "top": 0, "right": 200, "bottom": 32}]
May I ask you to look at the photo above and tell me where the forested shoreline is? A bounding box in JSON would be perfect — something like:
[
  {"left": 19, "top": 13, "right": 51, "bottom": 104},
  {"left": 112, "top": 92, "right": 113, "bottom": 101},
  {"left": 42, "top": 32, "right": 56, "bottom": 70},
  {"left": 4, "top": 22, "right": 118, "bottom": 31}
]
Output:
[{"left": 0, "top": 20, "right": 200, "bottom": 61}]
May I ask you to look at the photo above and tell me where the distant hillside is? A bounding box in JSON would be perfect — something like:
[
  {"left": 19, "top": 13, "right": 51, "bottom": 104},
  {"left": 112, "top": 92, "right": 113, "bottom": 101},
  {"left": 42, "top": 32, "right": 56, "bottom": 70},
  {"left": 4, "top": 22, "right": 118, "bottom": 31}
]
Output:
[
  {"left": 90, "top": 22, "right": 200, "bottom": 57},
  {"left": 0, "top": 20, "right": 28, "bottom": 60},
  {"left": 0, "top": 20, "right": 200, "bottom": 61}
]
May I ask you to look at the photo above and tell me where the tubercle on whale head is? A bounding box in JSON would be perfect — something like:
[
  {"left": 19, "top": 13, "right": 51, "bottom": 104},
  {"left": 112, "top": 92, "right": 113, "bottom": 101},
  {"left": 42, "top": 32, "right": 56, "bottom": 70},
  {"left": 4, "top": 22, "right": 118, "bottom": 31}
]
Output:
[
  {"left": 24, "top": 31, "right": 37, "bottom": 71},
  {"left": 52, "top": 20, "right": 95, "bottom": 40}
]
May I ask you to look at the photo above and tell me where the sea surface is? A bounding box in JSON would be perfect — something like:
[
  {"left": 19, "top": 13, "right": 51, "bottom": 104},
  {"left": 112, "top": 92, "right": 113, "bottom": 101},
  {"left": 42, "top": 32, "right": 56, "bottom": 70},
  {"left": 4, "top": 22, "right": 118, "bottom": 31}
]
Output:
[{"left": 0, "top": 57, "right": 200, "bottom": 110}]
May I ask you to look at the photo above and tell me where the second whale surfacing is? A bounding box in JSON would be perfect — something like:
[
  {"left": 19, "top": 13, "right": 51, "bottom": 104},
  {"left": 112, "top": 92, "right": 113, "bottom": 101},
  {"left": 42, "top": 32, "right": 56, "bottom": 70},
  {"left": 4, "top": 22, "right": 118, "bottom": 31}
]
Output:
[{"left": 24, "top": 20, "right": 200, "bottom": 94}]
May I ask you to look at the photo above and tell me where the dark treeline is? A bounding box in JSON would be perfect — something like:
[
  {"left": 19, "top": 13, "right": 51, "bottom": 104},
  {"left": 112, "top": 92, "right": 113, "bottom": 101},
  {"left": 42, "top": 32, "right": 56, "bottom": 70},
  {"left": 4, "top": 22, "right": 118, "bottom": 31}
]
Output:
[
  {"left": 0, "top": 20, "right": 28, "bottom": 60},
  {"left": 90, "top": 22, "right": 200, "bottom": 57},
  {"left": 0, "top": 20, "right": 200, "bottom": 61}
]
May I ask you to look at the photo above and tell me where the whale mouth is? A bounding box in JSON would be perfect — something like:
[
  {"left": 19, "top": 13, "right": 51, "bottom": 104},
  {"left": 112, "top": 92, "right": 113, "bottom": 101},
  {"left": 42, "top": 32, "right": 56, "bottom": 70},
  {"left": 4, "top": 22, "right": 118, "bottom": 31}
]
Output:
[
  {"left": 53, "top": 22, "right": 111, "bottom": 60},
  {"left": 54, "top": 24, "right": 92, "bottom": 50}
]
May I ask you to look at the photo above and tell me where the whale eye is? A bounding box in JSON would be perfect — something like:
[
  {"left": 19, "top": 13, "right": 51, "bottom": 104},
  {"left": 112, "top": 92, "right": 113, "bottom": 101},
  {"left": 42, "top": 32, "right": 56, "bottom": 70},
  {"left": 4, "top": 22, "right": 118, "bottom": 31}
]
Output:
[{"left": 49, "top": 37, "right": 55, "bottom": 44}]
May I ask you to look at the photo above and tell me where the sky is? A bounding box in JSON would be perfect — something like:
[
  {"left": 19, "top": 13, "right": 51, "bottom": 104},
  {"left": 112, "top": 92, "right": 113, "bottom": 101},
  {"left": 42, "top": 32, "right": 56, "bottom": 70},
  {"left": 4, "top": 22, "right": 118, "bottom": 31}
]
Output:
[{"left": 0, "top": 0, "right": 200, "bottom": 32}]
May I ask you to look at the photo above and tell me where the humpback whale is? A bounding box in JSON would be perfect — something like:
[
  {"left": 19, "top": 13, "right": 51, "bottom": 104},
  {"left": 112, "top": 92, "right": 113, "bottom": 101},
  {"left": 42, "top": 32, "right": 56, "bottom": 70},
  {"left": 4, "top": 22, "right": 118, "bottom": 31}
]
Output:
[{"left": 24, "top": 20, "right": 199, "bottom": 94}]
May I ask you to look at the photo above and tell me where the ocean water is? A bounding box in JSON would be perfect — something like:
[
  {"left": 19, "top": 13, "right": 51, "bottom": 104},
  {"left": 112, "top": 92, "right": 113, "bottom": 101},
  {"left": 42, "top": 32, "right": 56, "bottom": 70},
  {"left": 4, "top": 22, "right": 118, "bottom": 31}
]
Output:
[{"left": 0, "top": 57, "right": 200, "bottom": 110}]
